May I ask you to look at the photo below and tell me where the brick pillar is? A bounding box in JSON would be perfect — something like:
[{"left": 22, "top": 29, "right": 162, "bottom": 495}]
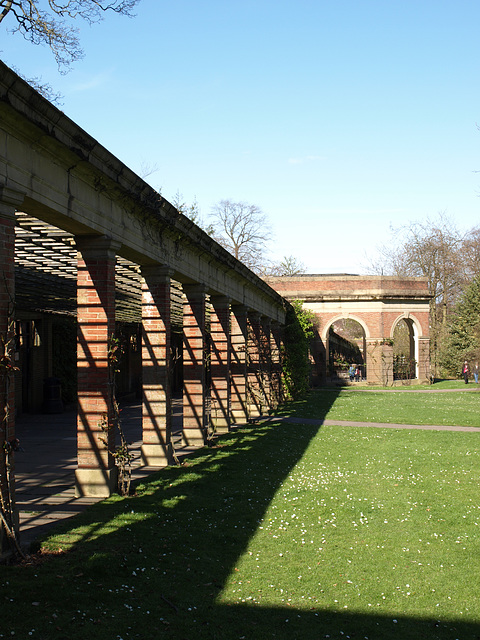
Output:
[
  {"left": 261, "top": 317, "right": 272, "bottom": 410},
  {"left": 247, "top": 311, "right": 264, "bottom": 418},
  {"left": 418, "top": 337, "right": 431, "bottom": 383},
  {"left": 366, "top": 340, "right": 394, "bottom": 386},
  {"left": 230, "top": 305, "right": 248, "bottom": 423},
  {"left": 75, "top": 236, "right": 119, "bottom": 497},
  {"left": 183, "top": 285, "right": 207, "bottom": 446},
  {"left": 210, "top": 296, "right": 231, "bottom": 433},
  {"left": 0, "top": 188, "right": 23, "bottom": 555},
  {"left": 140, "top": 266, "right": 174, "bottom": 466},
  {"left": 270, "top": 321, "right": 283, "bottom": 409}
]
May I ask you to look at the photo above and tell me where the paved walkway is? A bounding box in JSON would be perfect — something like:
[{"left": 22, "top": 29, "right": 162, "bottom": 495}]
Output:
[
  {"left": 258, "top": 416, "right": 480, "bottom": 432},
  {"left": 12, "top": 394, "right": 480, "bottom": 552},
  {"left": 14, "top": 401, "right": 191, "bottom": 551}
]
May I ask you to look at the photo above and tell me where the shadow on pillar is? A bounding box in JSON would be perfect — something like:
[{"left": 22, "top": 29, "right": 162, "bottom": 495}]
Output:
[{"left": 309, "top": 329, "right": 325, "bottom": 387}]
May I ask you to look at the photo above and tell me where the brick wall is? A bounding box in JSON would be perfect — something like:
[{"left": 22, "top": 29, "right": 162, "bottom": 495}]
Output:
[{"left": 267, "top": 275, "right": 431, "bottom": 384}]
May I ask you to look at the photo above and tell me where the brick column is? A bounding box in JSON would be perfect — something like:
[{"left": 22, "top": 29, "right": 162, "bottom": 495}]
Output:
[
  {"left": 141, "top": 266, "right": 174, "bottom": 466},
  {"left": 270, "top": 321, "right": 283, "bottom": 409},
  {"left": 183, "top": 285, "right": 207, "bottom": 446},
  {"left": 278, "top": 322, "right": 286, "bottom": 403},
  {"left": 75, "top": 236, "right": 119, "bottom": 497},
  {"left": 230, "top": 305, "right": 248, "bottom": 424},
  {"left": 247, "top": 311, "right": 264, "bottom": 418},
  {"left": 366, "top": 340, "right": 394, "bottom": 386},
  {"left": 261, "top": 317, "right": 272, "bottom": 410},
  {"left": 418, "top": 337, "right": 431, "bottom": 383},
  {"left": 0, "top": 188, "right": 23, "bottom": 555},
  {"left": 210, "top": 296, "right": 231, "bottom": 433}
]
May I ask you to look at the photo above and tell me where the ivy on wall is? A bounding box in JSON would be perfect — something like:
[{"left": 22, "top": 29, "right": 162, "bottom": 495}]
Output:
[{"left": 282, "top": 300, "right": 315, "bottom": 400}]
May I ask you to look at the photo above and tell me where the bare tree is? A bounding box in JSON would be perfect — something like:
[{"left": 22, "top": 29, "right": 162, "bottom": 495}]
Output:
[
  {"left": 461, "top": 225, "right": 480, "bottom": 282},
  {"left": 0, "top": 0, "right": 140, "bottom": 71},
  {"left": 210, "top": 200, "right": 272, "bottom": 274},
  {"left": 371, "top": 213, "right": 464, "bottom": 318},
  {"left": 267, "top": 255, "right": 307, "bottom": 276},
  {"left": 369, "top": 213, "right": 466, "bottom": 374},
  {"left": 368, "top": 212, "right": 480, "bottom": 375},
  {"left": 11, "top": 67, "right": 63, "bottom": 104},
  {"left": 138, "top": 161, "right": 159, "bottom": 181}
]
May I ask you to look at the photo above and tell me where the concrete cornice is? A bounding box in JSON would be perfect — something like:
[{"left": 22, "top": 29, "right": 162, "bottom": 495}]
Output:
[
  {"left": 266, "top": 274, "right": 432, "bottom": 304},
  {"left": 0, "top": 62, "right": 285, "bottom": 320},
  {"left": 266, "top": 274, "right": 430, "bottom": 286},
  {"left": 279, "top": 291, "right": 432, "bottom": 302}
]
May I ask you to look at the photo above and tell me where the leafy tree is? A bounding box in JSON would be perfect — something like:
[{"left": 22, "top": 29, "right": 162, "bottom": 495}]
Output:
[
  {"left": 440, "top": 273, "right": 480, "bottom": 377},
  {"left": 0, "top": 0, "right": 140, "bottom": 71},
  {"left": 172, "top": 191, "right": 201, "bottom": 225},
  {"left": 171, "top": 191, "right": 214, "bottom": 235},
  {"left": 209, "top": 200, "right": 272, "bottom": 275},
  {"left": 392, "top": 320, "right": 416, "bottom": 380},
  {"left": 282, "top": 300, "right": 315, "bottom": 399},
  {"left": 393, "top": 319, "right": 411, "bottom": 357}
]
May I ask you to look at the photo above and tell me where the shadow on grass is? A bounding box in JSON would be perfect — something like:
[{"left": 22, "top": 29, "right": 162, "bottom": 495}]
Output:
[{"left": 4, "top": 390, "right": 480, "bottom": 639}]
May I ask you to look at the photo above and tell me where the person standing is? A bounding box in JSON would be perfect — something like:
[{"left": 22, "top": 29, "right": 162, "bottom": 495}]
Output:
[
  {"left": 474, "top": 362, "right": 479, "bottom": 384},
  {"left": 463, "top": 360, "right": 470, "bottom": 384},
  {"left": 349, "top": 364, "right": 355, "bottom": 382}
]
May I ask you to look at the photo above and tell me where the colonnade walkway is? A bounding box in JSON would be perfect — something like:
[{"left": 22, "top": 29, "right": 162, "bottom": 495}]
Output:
[{"left": 14, "top": 400, "right": 189, "bottom": 551}]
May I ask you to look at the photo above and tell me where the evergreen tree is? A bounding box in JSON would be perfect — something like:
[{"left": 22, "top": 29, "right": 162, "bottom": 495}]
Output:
[{"left": 440, "top": 273, "right": 480, "bottom": 376}]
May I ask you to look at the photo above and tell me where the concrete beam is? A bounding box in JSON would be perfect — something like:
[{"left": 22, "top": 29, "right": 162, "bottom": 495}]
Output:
[{"left": 0, "top": 62, "right": 285, "bottom": 324}]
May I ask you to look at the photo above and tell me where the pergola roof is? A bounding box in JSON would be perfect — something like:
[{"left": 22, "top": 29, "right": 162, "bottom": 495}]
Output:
[{"left": 14, "top": 212, "right": 181, "bottom": 324}]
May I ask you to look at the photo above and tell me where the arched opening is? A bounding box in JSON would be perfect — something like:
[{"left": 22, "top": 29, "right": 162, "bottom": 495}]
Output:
[
  {"left": 327, "top": 318, "right": 366, "bottom": 382},
  {"left": 393, "top": 317, "right": 418, "bottom": 380}
]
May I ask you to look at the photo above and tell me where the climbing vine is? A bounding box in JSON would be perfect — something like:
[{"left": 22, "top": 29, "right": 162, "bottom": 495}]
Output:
[
  {"left": 99, "top": 334, "right": 133, "bottom": 496},
  {"left": 282, "top": 300, "right": 315, "bottom": 400},
  {"left": 0, "top": 305, "right": 24, "bottom": 559},
  {"left": 368, "top": 340, "right": 394, "bottom": 386}
]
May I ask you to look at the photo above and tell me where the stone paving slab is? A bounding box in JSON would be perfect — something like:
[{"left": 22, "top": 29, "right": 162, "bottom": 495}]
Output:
[{"left": 323, "top": 419, "right": 480, "bottom": 431}]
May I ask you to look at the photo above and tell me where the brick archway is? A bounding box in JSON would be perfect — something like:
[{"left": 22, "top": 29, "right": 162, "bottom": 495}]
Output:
[
  {"left": 267, "top": 275, "right": 431, "bottom": 385},
  {"left": 320, "top": 314, "right": 371, "bottom": 341}
]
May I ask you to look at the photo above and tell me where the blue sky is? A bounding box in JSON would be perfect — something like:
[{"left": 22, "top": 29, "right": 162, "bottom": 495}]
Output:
[{"left": 1, "top": 0, "right": 480, "bottom": 273}]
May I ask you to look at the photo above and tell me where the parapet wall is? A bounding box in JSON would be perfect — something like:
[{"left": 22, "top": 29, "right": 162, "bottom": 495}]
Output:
[
  {"left": 267, "top": 274, "right": 431, "bottom": 384},
  {"left": 266, "top": 274, "right": 431, "bottom": 301}
]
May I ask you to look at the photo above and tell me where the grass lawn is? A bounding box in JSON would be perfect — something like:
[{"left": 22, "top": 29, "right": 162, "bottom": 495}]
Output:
[
  {"left": 278, "top": 386, "right": 480, "bottom": 427},
  {"left": 358, "top": 380, "right": 476, "bottom": 391},
  {"left": 1, "top": 393, "right": 479, "bottom": 639}
]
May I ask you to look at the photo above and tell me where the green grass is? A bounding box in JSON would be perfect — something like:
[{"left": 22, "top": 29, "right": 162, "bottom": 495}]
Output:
[
  {"left": 1, "top": 394, "right": 480, "bottom": 639},
  {"left": 278, "top": 387, "right": 480, "bottom": 427},
  {"left": 411, "top": 379, "right": 478, "bottom": 390},
  {"left": 349, "top": 379, "right": 476, "bottom": 391}
]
